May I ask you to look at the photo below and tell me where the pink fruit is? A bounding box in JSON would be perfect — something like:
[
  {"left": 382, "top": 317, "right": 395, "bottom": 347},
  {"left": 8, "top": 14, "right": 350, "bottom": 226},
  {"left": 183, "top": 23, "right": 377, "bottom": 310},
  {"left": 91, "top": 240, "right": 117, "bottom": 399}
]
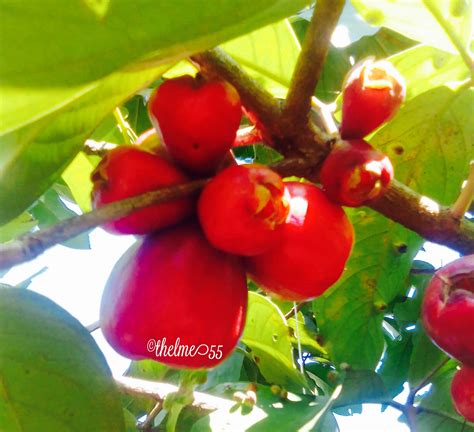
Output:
[{"left": 422, "top": 255, "right": 474, "bottom": 366}]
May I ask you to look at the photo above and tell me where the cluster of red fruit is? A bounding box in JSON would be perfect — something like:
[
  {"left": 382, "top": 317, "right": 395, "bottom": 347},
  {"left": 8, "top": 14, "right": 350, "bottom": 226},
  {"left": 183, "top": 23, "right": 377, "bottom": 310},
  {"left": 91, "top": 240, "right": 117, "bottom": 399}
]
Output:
[
  {"left": 422, "top": 255, "right": 474, "bottom": 422},
  {"left": 93, "top": 59, "right": 404, "bottom": 370}
]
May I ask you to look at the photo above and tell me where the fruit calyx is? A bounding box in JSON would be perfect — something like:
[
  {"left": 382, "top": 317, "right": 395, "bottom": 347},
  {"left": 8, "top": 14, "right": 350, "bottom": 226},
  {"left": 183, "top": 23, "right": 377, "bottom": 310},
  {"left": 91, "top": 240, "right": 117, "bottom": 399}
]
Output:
[
  {"left": 320, "top": 139, "right": 394, "bottom": 207},
  {"left": 250, "top": 167, "right": 289, "bottom": 228}
]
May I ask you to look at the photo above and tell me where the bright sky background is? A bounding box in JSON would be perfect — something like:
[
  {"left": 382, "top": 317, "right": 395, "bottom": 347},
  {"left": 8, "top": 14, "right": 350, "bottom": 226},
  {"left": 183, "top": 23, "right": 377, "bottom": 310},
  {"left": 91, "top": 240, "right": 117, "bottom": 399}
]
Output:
[{"left": 0, "top": 225, "right": 459, "bottom": 431}]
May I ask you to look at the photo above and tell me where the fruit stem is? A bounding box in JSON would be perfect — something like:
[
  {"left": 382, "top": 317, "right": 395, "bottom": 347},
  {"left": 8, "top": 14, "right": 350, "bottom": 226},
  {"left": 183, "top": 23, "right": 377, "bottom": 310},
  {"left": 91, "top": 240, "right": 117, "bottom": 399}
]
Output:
[
  {"left": 113, "top": 107, "right": 138, "bottom": 144},
  {"left": 281, "top": 0, "right": 345, "bottom": 131},
  {"left": 450, "top": 161, "right": 474, "bottom": 219},
  {"left": 422, "top": 0, "right": 474, "bottom": 78},
  {"left": 138, "top": 400, "right": 163, "bottom": 430},
  {"left": 406, "top": 357, "right": 450, "bottom": 406}
]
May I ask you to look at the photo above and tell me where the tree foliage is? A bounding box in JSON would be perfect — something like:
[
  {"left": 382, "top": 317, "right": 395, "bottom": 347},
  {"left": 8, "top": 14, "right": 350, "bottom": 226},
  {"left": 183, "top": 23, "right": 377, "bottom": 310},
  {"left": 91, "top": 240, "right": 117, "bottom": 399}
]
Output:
[{"left": 0, "top": 1, "right": 473, "bottom": 431}]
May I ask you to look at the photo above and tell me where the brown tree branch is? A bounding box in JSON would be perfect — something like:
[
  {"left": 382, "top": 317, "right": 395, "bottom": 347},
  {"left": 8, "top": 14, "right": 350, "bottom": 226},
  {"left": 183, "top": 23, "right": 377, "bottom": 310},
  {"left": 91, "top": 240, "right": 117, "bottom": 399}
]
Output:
[
  {"left": 0, "top": 180, "right": 206, "bottom": 271},
  {"left": 191, "top": 49, "right": 282, "bottom": 135},
  {"left": 369, "top": 179, "right": 474, "bottom": 254},
  {"left": 281, "top": 0, "right": 345, "bottom": 131},
  {"left": 115, "top": 375, "right": 232, "bottom": 413},
  {"left": 406, "top": 358, "right": 450, "bottom": 406}
]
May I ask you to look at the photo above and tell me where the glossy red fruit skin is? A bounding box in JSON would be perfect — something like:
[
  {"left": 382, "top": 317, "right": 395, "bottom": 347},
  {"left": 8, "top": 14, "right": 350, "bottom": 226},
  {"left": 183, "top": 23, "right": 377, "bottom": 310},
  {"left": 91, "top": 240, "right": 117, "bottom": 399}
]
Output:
[
  {"left": 148, "top": 75, "right": 242, "bottom": 174},
  {"left": 320, "top": 139, "right": 394, "bottom": 207},
  {"left": 422, "top": 255, "right": 474, "bottom": 367},
  {"left": 91, "top": 146, "right": 192, "bottom": 235},
  {"left": 198, "top": 164, "right": 288, "bottom": 256},
  {"left": 451, "top": 366, "right": 474, "bottom": 422},
  {"left": 246, "top": 182, "right": 354, "bottom": 301},
  {"left": 100, "top": 223, "right": 248, "bottom": 368},
  {"left": 340, "top": 58, "right": 406, "bottom": 140}
]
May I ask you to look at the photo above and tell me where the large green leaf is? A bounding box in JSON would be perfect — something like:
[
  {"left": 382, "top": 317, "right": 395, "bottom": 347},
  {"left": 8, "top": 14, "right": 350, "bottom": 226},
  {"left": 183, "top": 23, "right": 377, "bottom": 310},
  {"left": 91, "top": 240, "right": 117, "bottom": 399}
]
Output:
[
  {"left": 0, "top": 63, "right": 168, "bottom": 225},
  {"left": 389, "top": 45, "right": 470, "bottom": 102},
  {"left": 408, "top": 322, "right": 448, "bottom": 388},
  {"left": 379, "top": 332, "right": 413, "bottom": 398},
  {"left": 29, "top": 189, "right": 91, "bottom": 250},
  {"left": 0, "top": 213, "right": 37, "bottom": 243},
  {"left": 415, "top": 362, "right": 474, "bottom": 431},
  {"left": 351, "top": 0, "right": 472, "bottom": 55},
  {"left": 373, "top": 87, "right": 473, "bottom": 204},
  {"left": 61, "top": 152, "right": 95, "bottom": 213},
  {"left": 0, "top": 287, "right": 124, "bottom": 431},
  {"left": 334, "top": 369, "right": 389, "bottom": 408},
  {"left": 223, "top": 19, "right": 300, "bottom": 96},
  {"left": 0, "top": 0, "right": 310, "bottom": 135},
  {"left": 313, "top": 210, "right": 422, "bottom": 369},
  {"left": 241, "top": 292, "right": 308, "bottom": 391},
  {"left": 191, "top": 383, "right": 335, "bottom": 432}
]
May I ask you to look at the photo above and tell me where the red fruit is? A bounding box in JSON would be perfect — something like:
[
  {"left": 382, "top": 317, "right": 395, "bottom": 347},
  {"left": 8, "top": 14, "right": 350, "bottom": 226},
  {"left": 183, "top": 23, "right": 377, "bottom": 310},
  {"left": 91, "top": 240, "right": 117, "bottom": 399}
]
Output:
[
  {"left": 198, "top": 164, "right": 288, "bottom": 256},
  {"left": 320, "top": 139, "right": 394, "bottom": 207},
  {"left": 100, "top": 223, "right": 248, "bottom": 368},
  {"left": 246, "top": 182, "right": 354, "bottom": 301},
  {"left": 91, "top": 146, "right": 192, "bottom": 235},
  {"left": 340, "top": 58, "right": 406, "bottom": 139},
  {"left": 422, "top": 255, "right": 474, "bottom": 366},
  {"left": 148, "top": 75, "right": 242, "bottom": 174},
  {"left": 451, "top": 366, "right": 474, "bottom": 422}
]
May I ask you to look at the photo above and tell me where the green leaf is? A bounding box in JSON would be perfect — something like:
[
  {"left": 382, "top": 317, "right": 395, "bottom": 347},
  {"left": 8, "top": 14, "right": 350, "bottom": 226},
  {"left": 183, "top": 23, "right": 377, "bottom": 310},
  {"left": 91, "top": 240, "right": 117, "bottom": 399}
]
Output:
[
  {"left": 124, "top": 95, "right": 153, "bottom": 136},
  {"left": 61, "top": 152, "right": 95, "bottom": 212},
  {"left": 0, "top": 0, "right": 311, "bottom": 136},
  {"left": 415, "top": 361, "right": 473, "bottom": 431},
  {"left": 223, "top": 19, "right": 300, "bottom": 96},
  {"left": 334, "top": 369, "right": 389, "bottom": 408},
  {"left": 233, "top": 144, "right": 284, "bottom": 165},
  {"left": 408, "top": 322, "right": 448, "bottom": 388},
  {"left": 0, "top": 213, "right": 37, "bottom": 243},
  {"left": 0, "top": 287, "right": 124, "bottom": 431},
  {"left": 287, "top": 314, "right": 327, "bottom": 357},
  {"left": 29, "top": 189, "right": 91, "bottom": 250},
  {"left": 372, "top": 87, "right": 474, "bottom": 205},
  {"left": 351, "top": 0, "right": 472, "bottom": 55},
  {"left": 389, "top": 45, "right": 470, "bottom": 101},
  {"left": 191, "top": 384, "right": 332, "bottom": 432},
  {"left": 241, "top": 292, "right": 308, "bottom": 391},
  {"left": 0, "top": 63, "right": 168, "bottom": 225},
  {"left": 393, "top": 261, "right": 435, "bottom": 326},
  {"left": 379, "top": 332, "right": 413, "bottom": 397},
  {"left": 313, "top": 209, "right": 423, "bottom": 370},
  {"left": 124, "top": 409, "right": 139, "bottom": 432},
  {"left": 198, "top": 351, "right": 245, "bottom": 392}
]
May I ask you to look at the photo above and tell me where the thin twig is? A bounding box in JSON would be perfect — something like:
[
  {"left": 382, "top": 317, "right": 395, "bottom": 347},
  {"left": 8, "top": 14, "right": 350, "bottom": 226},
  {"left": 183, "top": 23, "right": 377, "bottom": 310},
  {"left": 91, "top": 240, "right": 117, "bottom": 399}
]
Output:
[
  {"left": 86, "top": 320, "right": 100, "bottom": 333},
  {"left": 138, "top": 400, "right": 163, "bottom": 431},
  {"left": 0, "top": 180, "right": 207, "bottom": 271},
  {"left": 284, "top": 302, "right": 306, "bottom": 320},
  {"left": 451, "top": 161, "right": 474, "bottom": 219},
  {"left": 407, "top": 358, "right": 450, "bottom": 406},
  {"left": 115, "top": 376, "right": 233, "bottom": 412},
  {"left": 281, "top": 0, "right": 345, "bottom": 131}
]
